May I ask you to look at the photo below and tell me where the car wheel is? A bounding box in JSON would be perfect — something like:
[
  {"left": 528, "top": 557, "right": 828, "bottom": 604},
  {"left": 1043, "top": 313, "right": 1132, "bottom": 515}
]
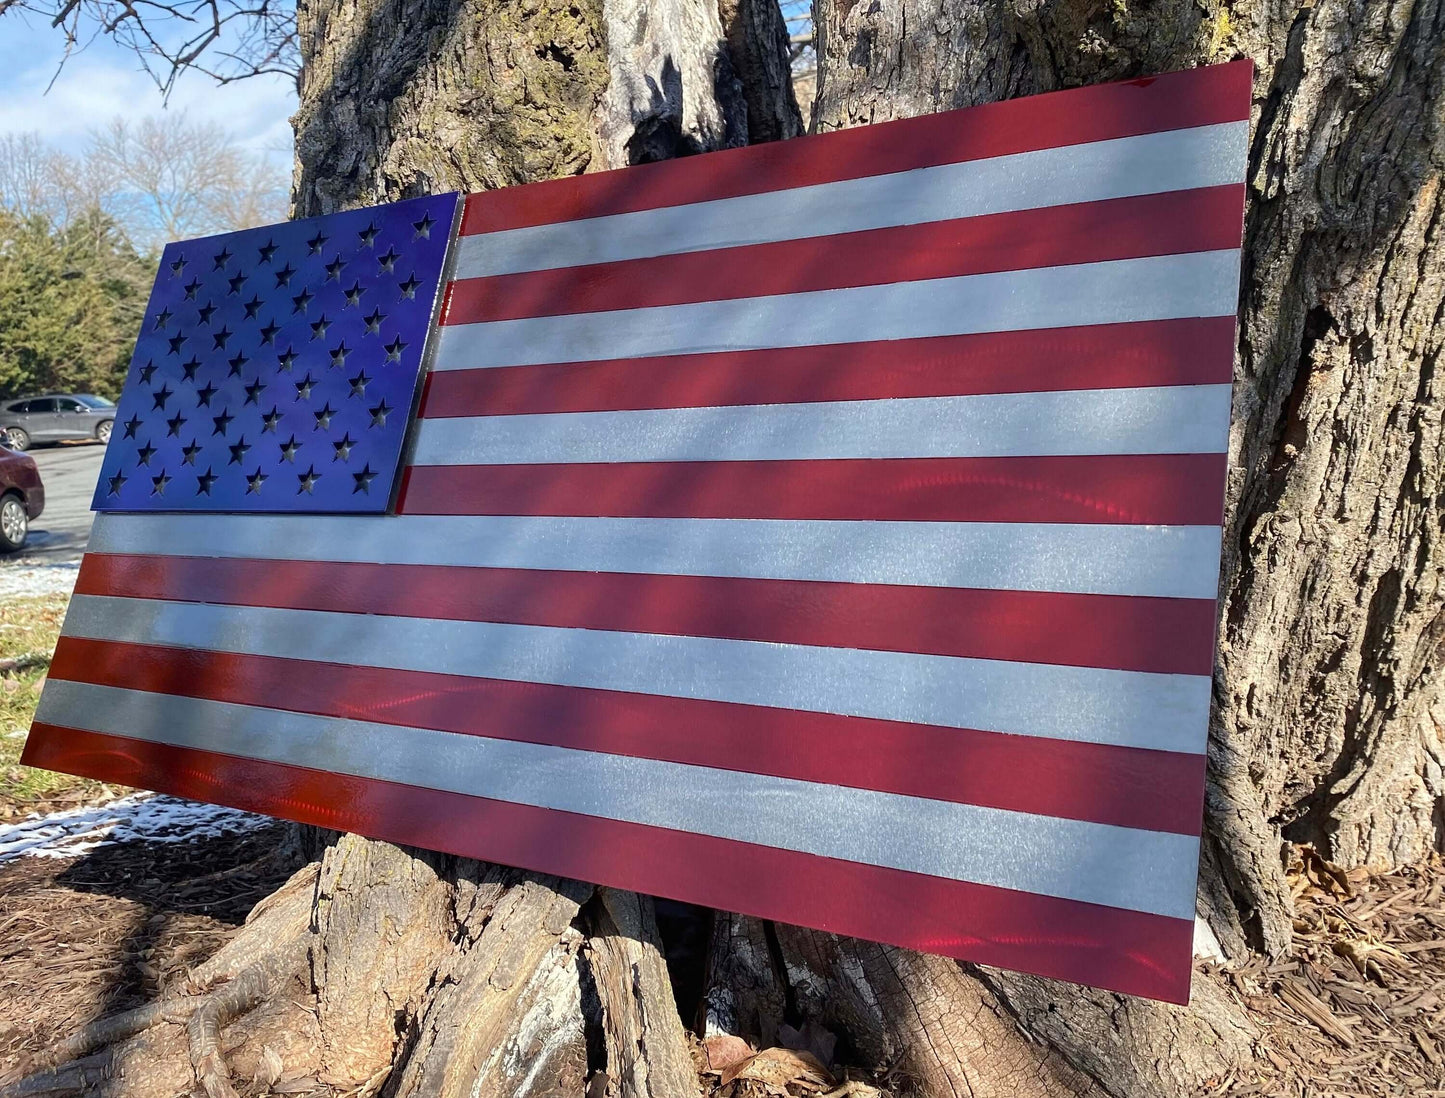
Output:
[
  {"left": 0, "top": 493, "right": 27, "bottom": 552},
  {"left": 96, "top": 419, "right": 113, "bottom": 444},
  {"left": 2, "top": 426, "right": 29, "bottom": 452}
]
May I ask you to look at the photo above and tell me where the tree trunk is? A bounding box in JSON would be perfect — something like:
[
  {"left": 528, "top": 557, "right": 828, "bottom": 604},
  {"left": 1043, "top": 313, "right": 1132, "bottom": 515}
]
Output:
[
  {"left": 809, "top": 0, "right": 1445, "bottom": 957},
  {"left": 12, "top": 0, "right": 1442, "bottom": 1094}
]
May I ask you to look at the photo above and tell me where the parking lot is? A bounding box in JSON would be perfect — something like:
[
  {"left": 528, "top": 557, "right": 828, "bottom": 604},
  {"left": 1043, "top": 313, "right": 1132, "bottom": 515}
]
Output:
[{"left": 3, "top": 443, "right": 106, "bottom": 563}]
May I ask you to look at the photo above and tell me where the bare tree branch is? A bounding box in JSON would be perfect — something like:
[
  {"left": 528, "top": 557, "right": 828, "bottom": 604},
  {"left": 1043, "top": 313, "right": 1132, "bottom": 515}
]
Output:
[{"left": 0, "top": 0, "right": 298, "bottom": 96}]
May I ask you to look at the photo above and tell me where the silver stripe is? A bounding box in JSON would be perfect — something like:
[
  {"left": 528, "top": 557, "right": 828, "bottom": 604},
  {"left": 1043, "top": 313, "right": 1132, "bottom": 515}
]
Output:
[
  {"left": 61, "top": 596, "right": 1211, "bottom": 753},
  {"left": 87, "top": 513, "right": 1224, "bottom": 599},
  {"left": 432, "top": 251, "right": 1241, "bottom": 371},
  {"left": 454, "top": 122, "right": 1248, "bottom": 277},
  {"left": 411, "top": 385, "right": 1232, "bottom": 465},
  {"left": 35, "top": 680, "right": 1202, "bottom": 919}
]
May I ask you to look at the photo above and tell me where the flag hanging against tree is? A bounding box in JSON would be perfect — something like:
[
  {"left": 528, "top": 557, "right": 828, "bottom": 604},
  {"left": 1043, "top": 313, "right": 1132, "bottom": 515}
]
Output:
[{"left": 24, "top": 60, "right": 1251, "bottom": 1004}]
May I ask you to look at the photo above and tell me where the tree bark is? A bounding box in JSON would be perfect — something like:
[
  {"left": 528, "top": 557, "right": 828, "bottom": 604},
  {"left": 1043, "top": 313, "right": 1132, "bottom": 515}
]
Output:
[
  {"left": 16, "top": 0, "right": 1442, "bottom": 1094},
  {"left": 810, "top": 0, "right": 1445, "bottom": 957}
]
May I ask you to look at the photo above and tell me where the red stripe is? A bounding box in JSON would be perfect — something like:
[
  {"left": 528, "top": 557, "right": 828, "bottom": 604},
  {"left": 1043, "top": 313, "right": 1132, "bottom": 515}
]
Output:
[
  {"left": 419, "top": 318, "right": 1237, "bottom": 417},
  {"left": 445, "top": 186, "right": 1245, "bottom": 325},
  {"left": 460, "top": 61, "right": 1251, "bottom": 236},
  {"left": 397, "top": 455, "right": 1227, "bottom": 526},
  {"left": 74, "top": 553, "right": 1219, "bottom": 676},
  {"left": 45, "top": 637, "right": 1206, "bottom": 834},
  {"left": 22, "top": 723, "right": 1195, "bottom": 1001}
]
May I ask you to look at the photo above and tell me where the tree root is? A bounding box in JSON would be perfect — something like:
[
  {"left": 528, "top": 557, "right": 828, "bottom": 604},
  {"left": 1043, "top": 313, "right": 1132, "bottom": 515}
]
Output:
[
  {"left": 188, "top": 936, "right": 310, "bottom": 1098},
  {"left": 0, "top": 1054, "right": 113, "bottom": 1098},
  {"left": 585, "top": 888, "right": 699, "bottom": 1098},
  {"left": 0, "top": 865, "right": 319, "bottom": 1098}
]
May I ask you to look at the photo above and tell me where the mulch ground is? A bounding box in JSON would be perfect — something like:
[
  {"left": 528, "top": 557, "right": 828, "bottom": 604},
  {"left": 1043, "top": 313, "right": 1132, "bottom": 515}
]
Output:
[
  {"left": 0, "top": 828, "right": 1441, "bottom": 1095},
  {"left": 1212, "top": 847, "right": 1445, "bottom": 1096},
  {"left": 0, "top": 822, "right": 303, "bottom": 1082}
]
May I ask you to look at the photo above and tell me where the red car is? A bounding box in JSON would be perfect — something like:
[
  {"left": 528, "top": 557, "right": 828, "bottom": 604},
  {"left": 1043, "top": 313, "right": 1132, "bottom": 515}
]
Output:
[{"left": 0, "top": 443, "right": 44, "bottom": 552}]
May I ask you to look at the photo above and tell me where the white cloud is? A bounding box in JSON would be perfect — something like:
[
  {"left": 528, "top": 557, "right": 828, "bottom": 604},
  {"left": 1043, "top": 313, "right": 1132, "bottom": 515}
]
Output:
[{"left": 0, "top": 13, "right": 295, "bottom": 172}]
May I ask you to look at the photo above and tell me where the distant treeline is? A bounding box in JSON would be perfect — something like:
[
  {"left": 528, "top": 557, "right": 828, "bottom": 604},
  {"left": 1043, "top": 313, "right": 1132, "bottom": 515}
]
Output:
[{"left": 0, "top": 115, "right": 287, "bottom": 400}]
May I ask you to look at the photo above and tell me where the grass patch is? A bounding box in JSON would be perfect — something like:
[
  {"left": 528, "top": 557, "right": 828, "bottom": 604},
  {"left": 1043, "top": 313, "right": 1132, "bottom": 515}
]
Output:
[{"left": 1, "top": 593, "right": 121, "bottom": 818}]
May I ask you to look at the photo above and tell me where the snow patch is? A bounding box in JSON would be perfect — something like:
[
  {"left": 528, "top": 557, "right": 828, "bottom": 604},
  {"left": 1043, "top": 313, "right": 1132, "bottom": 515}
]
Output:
[
  {"left": 0, "top": 792, "right": 272, "bottom": 863},
  {"left": 1193, "top": 916, "right": 1227, "bottom": 963},
  {"left": 0, "top": 561, "right": 81, "bottom": 599}
]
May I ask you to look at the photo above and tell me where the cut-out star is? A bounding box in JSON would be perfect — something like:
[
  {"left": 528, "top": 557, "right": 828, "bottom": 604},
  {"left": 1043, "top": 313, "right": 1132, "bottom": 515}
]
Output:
[
  {"left": 259, "top": 321, "right": 281, "bottom": 345},
  {"left": 107, "top": 470, "right": 128, "bottom": 496},
  {"left": 151, "top": 384, "right": 173, "bottom": 411},
  {"left": 348, "top": 370, "right": 370, "bottom": 398},
  {"left": 169, "top": 255, "right": 186, "bottom": 277},
  {"left": 384, "top": 336, "right": 407, "bottom": 362},
  {"left": 297, "top": 465, "right": 321, "bottom": 494},
  {"left": 398, "top": 273, "right": 422, "bottom": 299},
  {"left": 167, "top": 333, "right": 188, "bottom": 355},
  {"left": 274, "top": 264, "right": 296, "bottom": 288},
  {"left": 332, "top": 433, "right": 355, "bottom": 461},
  {"left": 212, "top": 409, "right": 235, "bottom": 436},
  {"left": 243, "top": 378, "right": 267, "bottom": 405},
  {"left": 212, "top": 325, "right": 233, "bottom": 350},
  {"left": 313, "top": 403, "right": 336, "bottom": 430},
  {"left": 325, "top": 256, "right": 345, "bottom": 281},
  {"left": 135, "top": 441, "right": 157, "bottom": 466},
  {"left": 352, "top": 464, "right": 377, "bottom": 494},
  {"left": 227, "top": 272, "right": 247, "bottom": 295},
  {"left": 181, "top": 440, "right": 203, "bottom": 465},
  {"left": 151, "top": 469, "right": 172, "bottom": 496},
  {"left": 165, "top": 412, "right": 187, "bottom": 437},
  {"left": 276, "top": 347, "right": 298, "bottom": 371},
  {"left": 294, "top": 372, "right": 316, "bottom": 400},
  {"left": 228, "top": 436, "right": 251, "bottom": 465},
  {"left": 197, "top": 301, "right": 217, "bottom": 323},
  {"left": 357, "top": 223, "right": 378, "bottom": 248},
  {"left": 138, "top": 361, "right": 157, "bottom": 384},
  {"left": 153, "top": 307, "right": 173, "bottom": 330},
  {"left": 196, "top": 467, "right": 218, "bottom": 495},
  {"left": 363, "top": 308, "right": 385, "bottom": 335},
  {"left": 261, "top": 406, "right": 283, "bottom": 433},
  {"left": 195, "top": 382, "right": 218, "bottom": 407},
  {"left": 413, "top": 213, "right": 435, "bottom": 239},
  {"left": 212, "top": 247, "right": 232, "bottom": 270},
  {"left": 329, "top": 342, "right": 350, "bottom": 368},
  {"left": 343, "top": 281, "right": 365, "bottom": 307},
  {"left": 183, "top": 278, "right": 201, "bottom": 300},
  {"left": 292, "top": 288, "right": 314, "bottom": 313},
  {"left": 369, "top": 399, "right": 392, "bottom": 428},
  {"left": 228, "top": 352, "right": 249, "bottom": 377},
  {"left": 306, "top": 230, "right": 329, "bottom": 254},
  {"left": 309, "top": 315, "right": 331, "bottom": 340},
  {"left": 181, "top": 357, "right": 202, "bottom": 381},
  {"left": 243, "top": 295, "right": 264, "bottom": 319},
  {"left": 122, "top": 415, "right": 143, "bottom": 440},
  {"left": 377, "top": 246, "right": 400, "bottom": 273},
  {"left": 246, "top": 468, "right": 268, "bottom": 495},
  {"left": 257, "top": 240, "right": 278, "bottom": 264},
  {"left": 278, "top": 435, "right": 302, "bottom": 462}
]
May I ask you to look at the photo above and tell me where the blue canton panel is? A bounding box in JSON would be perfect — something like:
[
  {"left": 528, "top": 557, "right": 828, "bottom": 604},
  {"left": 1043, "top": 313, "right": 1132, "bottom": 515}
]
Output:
[{"left": 93, "top": 193, "right": 459, "bottom": 513}]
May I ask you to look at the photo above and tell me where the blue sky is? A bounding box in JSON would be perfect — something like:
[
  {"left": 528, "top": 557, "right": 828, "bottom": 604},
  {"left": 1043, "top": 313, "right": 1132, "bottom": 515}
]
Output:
[{"left": 0, "top": 9, "right": 295, "bottom": 172}]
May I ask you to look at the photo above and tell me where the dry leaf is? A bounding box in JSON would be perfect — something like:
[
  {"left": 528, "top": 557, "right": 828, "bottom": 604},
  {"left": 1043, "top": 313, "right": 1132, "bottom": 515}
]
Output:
[
  {"left": 253, "top": 1045, "right": 284, "bottom": 1088},
  {"left": 1333, "top": 937, "right": 1410, "bottom": 984},
  {"left": 704, "top": 1034, "right": 756, "bottom": 1073},
  {"left": 270, "top": 1076, "right": 317, "bottom": 1095},
  {"left": 722, "top": 1046, "right": 834, "bottom": 1091},
  {"left": 1294, "top": 846, "right": 1355, "bottom": 899}
]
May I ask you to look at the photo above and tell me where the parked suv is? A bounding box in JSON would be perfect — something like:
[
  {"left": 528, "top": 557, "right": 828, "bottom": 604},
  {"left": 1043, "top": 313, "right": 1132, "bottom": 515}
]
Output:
[
  {"left": 0, "top": 442, "right": 44, "bottom": 551},
  {"left": 0, "top": 394, "right": 116, "bottom": 451}
]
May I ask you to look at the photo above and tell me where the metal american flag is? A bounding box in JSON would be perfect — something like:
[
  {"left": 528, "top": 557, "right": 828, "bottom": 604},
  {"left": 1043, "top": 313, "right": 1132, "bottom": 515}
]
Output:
[{"left": 24, "top": 61, "right": 1251, "bottom": 1003}]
